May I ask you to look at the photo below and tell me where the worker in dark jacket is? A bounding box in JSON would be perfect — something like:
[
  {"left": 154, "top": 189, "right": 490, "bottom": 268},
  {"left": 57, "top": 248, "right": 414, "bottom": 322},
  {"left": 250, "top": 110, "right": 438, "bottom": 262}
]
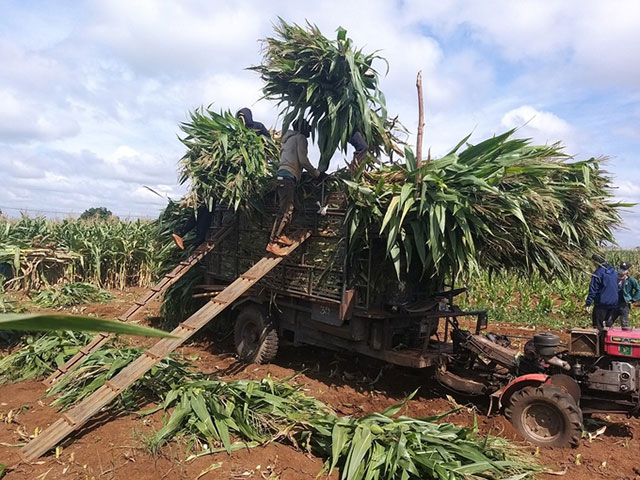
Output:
[
  {"left": 237, "top": 107, "right": 271, "bottom": 139},
  {"left": 585, "top": 254, "right": 619, "bottom": 330},
  {"left": 172, "top": 108, "right": 271, "bottom": 250},
  {"left": 348, "top": 131, "right": 369, "bottom": 173},
  {"left": 613, "top": 262, "right": 640, "bottom": 329}
]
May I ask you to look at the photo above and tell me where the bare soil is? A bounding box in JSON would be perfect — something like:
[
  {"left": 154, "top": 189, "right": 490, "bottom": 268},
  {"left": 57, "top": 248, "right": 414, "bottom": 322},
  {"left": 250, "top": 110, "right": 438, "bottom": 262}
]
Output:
[{"left": 1, "top": 290, "right": 639, "bottom": 479}]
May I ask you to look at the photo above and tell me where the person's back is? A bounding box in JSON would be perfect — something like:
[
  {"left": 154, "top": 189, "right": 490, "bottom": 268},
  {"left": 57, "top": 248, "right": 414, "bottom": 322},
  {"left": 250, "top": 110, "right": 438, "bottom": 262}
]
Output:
[
  {"left": 589, "top": 263, "right": 619, "bottom": 307},
  {"left": 278, "top": 130, "right": 318, "bottom": 181},
  {"left": 586, "top": 254, "right": 619, "bottom": 330}
]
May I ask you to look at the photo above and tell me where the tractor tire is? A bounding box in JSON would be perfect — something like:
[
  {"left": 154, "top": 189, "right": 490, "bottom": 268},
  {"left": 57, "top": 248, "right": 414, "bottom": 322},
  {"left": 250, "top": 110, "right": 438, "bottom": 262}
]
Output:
[
  {"left": 234, "top": 305, "right": 278, "bottom": 364},
  {"left": 505, "top": 385, "right": 583, "bottom": 448}
]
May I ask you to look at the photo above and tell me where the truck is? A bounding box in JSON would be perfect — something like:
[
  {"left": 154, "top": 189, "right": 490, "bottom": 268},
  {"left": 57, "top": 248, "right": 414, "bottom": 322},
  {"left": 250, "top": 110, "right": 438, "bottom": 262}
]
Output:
[{"left": 202, "top": 181, "right": 640, "bottom": 448}]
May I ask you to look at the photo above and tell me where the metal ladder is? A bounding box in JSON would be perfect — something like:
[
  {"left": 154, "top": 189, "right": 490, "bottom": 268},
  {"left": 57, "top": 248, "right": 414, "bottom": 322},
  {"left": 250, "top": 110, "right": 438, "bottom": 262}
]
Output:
[
  {"left": 19, "top": 230, "right": 311, "bottom": 462},
  {"left": 44, "top": 223, "right": 234, "bottom": 387}
]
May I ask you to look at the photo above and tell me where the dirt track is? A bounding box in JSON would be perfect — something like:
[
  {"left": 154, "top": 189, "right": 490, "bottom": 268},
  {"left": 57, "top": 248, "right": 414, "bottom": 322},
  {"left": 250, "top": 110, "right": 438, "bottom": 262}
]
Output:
[{"left": 1, "top": 289, "right": 640, "bottom": 479}]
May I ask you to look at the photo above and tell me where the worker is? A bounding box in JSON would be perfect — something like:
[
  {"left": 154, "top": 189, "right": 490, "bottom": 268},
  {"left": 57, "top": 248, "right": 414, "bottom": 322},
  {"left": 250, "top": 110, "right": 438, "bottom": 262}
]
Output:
[
  {"left": 585, "top": 253, "right": 619, "bottom": 331},
  {"left": 266, "top": 119, "right": 321, "bottom": 256},
  {"left": 236, "top": 107, "right": 271, "bottom": 139},
  {"left": 348, "top": 131, "right": 369, "bottom": 173},
  {"left": 613, "top": 262, "right": 640, "bottom": 329},
  {"left": 172, "top": 108, "right": 271, "bottom": 250}
]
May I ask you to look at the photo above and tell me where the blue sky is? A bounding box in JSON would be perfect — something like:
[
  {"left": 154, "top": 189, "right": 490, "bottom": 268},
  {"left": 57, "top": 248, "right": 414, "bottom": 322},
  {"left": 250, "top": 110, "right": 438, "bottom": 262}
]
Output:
[{"left": 1, "top": 0, "right": 639, "bottom": 245}]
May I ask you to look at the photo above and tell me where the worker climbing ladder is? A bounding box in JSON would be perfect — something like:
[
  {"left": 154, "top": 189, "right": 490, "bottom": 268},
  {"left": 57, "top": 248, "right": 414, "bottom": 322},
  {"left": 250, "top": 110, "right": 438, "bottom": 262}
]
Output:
[
  {"left": 19, "top": 230, "right": 311, "bottom": 462},
  {"left": 45, "top": 223, "right": 234, "bottom": 387}
]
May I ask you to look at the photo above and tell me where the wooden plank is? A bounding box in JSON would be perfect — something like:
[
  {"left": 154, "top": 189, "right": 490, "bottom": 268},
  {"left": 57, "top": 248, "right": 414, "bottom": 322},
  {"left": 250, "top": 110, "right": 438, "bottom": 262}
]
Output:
[{"left": 44, "top": 224, "right": 234, "bottom": 386}]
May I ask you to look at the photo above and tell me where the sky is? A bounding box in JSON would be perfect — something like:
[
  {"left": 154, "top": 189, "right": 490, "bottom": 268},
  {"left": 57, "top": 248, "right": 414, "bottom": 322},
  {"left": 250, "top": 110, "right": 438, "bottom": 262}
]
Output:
[{"left": 1, "top": 0, "right": 639, "bottom": 245}]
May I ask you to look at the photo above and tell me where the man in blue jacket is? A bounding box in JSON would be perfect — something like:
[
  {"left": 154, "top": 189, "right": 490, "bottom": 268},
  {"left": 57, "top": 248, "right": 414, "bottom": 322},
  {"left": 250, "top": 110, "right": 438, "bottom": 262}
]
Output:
[{"left": 585, "top": 254, "right": 619, "bottom": 330}]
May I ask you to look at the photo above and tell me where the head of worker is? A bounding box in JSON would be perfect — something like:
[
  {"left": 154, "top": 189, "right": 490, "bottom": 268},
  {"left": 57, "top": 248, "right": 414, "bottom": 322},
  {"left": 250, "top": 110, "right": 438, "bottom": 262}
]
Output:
[
  {"left": 619, "top": 261, "right": 631, "bottom": 279},
  {"left": 236, "top": 107, "right": 253, "bottom": 127},
  {"left": 292, "top": 118, "right": 311, "bottom": 138}
]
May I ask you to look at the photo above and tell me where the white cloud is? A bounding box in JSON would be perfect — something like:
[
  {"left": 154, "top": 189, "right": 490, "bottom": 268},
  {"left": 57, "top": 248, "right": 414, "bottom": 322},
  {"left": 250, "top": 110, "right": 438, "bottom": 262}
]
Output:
[
  {"left": 0, "top": 0, "right": 638, "bottom": 244},
  {"left": 501, "top": 106, "right": 574, "bottom": 146}
]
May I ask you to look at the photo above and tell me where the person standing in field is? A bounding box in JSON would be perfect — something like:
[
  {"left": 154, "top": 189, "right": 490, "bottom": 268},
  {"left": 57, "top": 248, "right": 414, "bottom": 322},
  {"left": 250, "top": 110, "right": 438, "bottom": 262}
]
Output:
[
  {"left": 585, "top": 253, "right": 619, "bottom": 331},
  {"left": 613, "top": 262, "right": 640, "bottom": 329},
  {"left": 266, "top": 119, "right": 321, "bottom": 256},
  {"left": 172, "top": 108, "right": 271, "bottom": 250}
]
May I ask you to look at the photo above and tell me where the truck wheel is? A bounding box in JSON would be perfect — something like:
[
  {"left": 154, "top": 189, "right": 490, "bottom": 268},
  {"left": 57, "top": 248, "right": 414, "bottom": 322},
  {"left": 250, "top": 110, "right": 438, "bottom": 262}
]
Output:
[
  {"left": 505, "top": 385, "right": 583, "bottom": 447},
  {"left": 234, "top": 306, "right": 278, "bottom": 364}
]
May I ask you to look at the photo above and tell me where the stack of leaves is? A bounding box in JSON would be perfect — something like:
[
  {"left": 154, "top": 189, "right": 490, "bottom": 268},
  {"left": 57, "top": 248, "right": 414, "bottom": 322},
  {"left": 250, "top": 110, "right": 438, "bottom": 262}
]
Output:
[
  {"left": 46, "top": 347, "right": 201, "bottom": 411},
  {"left": 344, "top": 130, "right": 626, "bottom": 287},
  {"left": 144, "top": 380, "right": 534, "bottom": 479},
  {"left": 179, "top": 108, "right": 279, "bottom": 213},
  {"left": 32, "top": 282, "right": 112, "bottom": 308},
  {"left": 0, "top": 330, "right": 94, "bottom": 384},
  {"left": 251, "top": 19, "right": 402, "bottom": 171}
]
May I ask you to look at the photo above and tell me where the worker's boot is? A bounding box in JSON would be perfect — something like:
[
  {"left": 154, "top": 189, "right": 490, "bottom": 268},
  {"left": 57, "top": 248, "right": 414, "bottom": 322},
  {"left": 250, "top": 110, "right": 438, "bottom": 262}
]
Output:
[
  {"left": 171, "top": 233, "right": 185, "bottom": 250},
  {"left": 277, "top": 235, "right": 295, "bottom": 246},
  {"left": 266, "top": 242, "right": 286, "bottom": 256}
]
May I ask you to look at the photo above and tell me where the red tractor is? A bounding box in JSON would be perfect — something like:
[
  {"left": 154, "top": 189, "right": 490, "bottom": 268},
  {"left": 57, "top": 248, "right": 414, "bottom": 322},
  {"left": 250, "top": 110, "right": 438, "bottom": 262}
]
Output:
[{"left": 439, "top": 325, "right": 640, "bottom": 447}]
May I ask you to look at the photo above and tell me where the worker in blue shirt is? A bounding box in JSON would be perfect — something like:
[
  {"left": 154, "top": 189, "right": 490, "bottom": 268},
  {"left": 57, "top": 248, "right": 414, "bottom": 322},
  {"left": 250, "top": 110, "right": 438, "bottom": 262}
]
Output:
[{"left": 585, "top": 254, "right": 619, "bottom": 331}]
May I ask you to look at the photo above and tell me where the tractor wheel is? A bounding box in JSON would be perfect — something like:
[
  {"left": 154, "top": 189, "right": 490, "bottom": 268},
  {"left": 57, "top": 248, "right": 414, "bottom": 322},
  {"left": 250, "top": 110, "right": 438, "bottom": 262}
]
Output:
[
  {"left": 234, "top": 305, "right": 278, "bottom": 364},
  {"left": 505, "top": 385, "right": 583, "bottom": 447}
]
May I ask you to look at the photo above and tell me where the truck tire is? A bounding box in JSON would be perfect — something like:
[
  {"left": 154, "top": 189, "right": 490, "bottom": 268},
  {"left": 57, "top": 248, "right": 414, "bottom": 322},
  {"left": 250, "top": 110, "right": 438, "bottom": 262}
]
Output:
[
  {"left": 505, "top": 385, "right": 583, "bottom": 447},
  {"left": 234, "top": 306, "right": 278, "bottom": 364}
]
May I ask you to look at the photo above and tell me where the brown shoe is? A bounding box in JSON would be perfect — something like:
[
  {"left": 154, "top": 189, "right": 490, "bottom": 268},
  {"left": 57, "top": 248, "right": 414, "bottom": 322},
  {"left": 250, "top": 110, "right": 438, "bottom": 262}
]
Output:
[
  {"left": 277, "top": 235, "right": 295, "bottom": 246},
  {"left": 171, "top": 233, "right": 185, "bottom": 250},
  {"left": 266, "top": 242, "right": 286, "bottom": 256}
]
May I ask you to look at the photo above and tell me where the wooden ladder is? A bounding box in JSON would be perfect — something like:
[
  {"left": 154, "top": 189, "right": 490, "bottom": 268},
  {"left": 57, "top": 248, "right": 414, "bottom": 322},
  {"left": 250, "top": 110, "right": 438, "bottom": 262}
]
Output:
[
  {"left": 44, "top": 223, "right": 234, "bottom": 387},
  {"left": 19, "top": 230, "right": 310, "bottom": 463}
]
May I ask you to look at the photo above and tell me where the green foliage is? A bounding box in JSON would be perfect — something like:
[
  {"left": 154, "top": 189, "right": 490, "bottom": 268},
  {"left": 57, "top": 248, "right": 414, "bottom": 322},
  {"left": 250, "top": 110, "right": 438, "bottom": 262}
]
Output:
[
  {"left": 0, "top": 216, "right": 162, "bottom": 290},
  {"left": 0, "top": 330, "right": 93, "bottom": 384},
  {"left": 345, "top": 131, "right": 626, "bottom": 286},
  {"left": 179, "top": 108, "right": 279, "bottom": 213},
  {"left": 46, "top": 347, "right": 200, "bottom": 411},
  {"left": 32, "top": 282, "right": 112, "bottom": 308},
  {"left": 147, "top": 380, "right": 534, "bottom": 479},
  {"left": 251, "top": 19, "right": 401, "bottom": 170},
  {"left": 461, "top": 249, "right": 640, "bottom": 328},
  {"left": 79, "top": 207, "right": 113, "bottom": 221},
  {"left": 0, "top": 314, "right": 175, "bottom": 338}
]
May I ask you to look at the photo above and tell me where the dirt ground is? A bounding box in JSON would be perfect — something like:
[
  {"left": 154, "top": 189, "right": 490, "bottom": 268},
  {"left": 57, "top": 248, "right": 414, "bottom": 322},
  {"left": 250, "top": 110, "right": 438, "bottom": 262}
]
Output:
[{"left": 2, "top": 289, "right": 640, "bottom": 480}]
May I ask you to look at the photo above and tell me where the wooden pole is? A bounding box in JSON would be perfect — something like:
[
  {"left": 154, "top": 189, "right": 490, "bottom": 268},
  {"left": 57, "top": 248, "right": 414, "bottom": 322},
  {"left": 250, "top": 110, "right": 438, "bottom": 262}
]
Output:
[{"left": 416, "top": 71, "right": 425, "bottom": 169}]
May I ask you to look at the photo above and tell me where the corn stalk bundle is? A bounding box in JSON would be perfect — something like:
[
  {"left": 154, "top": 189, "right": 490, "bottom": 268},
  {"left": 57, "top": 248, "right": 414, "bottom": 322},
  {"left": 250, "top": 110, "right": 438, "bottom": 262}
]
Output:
[
  {"left": 179, "top": 108, "right": 279, "bottom": 213},
  {"left": 146, "top": 380, "right": 534, "bottom": 479},
  {"left": 32, "top": 282, "right": 112, "bottom": 308},
  {"left": 345, "top": 130, "right": 626, "bottom": 286},
  {"left": 0, "top": 330, "right": 94, "bottom": 384},
  {"left": 251, "top": 19, "right": 401, "bottom": 170}
]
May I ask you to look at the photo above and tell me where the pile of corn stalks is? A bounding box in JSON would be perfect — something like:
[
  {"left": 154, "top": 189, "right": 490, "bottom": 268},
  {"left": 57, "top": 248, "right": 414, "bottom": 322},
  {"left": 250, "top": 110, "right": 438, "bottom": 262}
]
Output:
[
  {"left": 179, "top": 108, "right": 279, "bottom": 213},
  {"left": 344, "top": 131, "right": 625, "bottom": 285},
  {"left": 251, "top": 19, "right": 404, "bottom": 170}
]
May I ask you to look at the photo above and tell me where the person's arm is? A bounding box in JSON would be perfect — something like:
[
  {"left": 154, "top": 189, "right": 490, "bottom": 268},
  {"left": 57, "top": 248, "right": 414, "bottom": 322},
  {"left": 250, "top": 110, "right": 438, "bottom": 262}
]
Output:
[
  {"left": 585, "top": 271, "right": 601, "bottom": 307},
  {"left": 297, "top": 135, "right": 319, "bottom": 177},
  {"left": 256, "top": 122, "right": 271, "bottom": 139},
  {"left": 630, "top": 277, "right": 640, "bottom": 302}
]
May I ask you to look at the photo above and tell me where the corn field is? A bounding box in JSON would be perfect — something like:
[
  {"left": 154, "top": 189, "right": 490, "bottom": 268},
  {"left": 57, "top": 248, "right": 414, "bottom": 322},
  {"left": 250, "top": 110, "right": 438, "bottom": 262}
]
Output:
[
  {"left": 459, "top": 249, "right": 640, "bottom": 328},
  {"left": 0, "top": 216, "right": 171, "bottom": 291}
]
